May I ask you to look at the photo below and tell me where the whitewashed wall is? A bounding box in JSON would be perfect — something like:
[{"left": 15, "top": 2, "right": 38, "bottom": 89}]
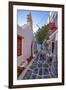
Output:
[{"left": 17, "top": 24, "right": 33, "bottom": 66}]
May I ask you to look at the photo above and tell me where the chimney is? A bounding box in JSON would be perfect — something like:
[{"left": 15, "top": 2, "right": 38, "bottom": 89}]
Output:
[{"left": 27, "top": 12, "right": 33, "bottom": 28}]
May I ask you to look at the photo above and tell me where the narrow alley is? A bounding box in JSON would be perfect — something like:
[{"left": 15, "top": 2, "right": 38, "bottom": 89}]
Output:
[{"left": 18, "top": 48, "right": 57, "bottom": 80}]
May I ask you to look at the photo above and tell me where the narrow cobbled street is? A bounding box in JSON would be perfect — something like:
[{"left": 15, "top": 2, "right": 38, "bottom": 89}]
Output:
[
  {"left": 17, "top": 11, "right": 58, "bottom": 80},
  {"left": 18, "top": 47, "right": 57, "bottom": 80}
]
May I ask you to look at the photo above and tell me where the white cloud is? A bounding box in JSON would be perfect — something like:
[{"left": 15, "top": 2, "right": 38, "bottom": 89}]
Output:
[{"left": 33, "top": 23, "right": 39, "bottom": 33}]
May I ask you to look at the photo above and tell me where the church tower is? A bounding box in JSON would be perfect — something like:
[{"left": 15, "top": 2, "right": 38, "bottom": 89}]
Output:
[{"left": 27, "top": 12, "right": 33, "bottom": 29}]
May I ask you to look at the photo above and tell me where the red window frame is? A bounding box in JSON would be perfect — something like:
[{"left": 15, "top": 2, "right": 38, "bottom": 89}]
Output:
[{"left": 17, "top": 35, "right": 22, "bottom": 56}]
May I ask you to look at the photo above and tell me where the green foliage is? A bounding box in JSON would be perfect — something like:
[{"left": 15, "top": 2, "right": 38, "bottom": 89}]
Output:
[{"left": 35, "top": 25, "right": 49, "bottom": 44}]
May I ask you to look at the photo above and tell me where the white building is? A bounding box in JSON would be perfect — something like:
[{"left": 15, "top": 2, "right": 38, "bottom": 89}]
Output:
[
  {"left": 17, "top": 12, "right": 34, "bottom": 71},
  {"left": 48, "top": 11, "right": 58, "bottom": 54},
  {"left": 48, "top": 12, "right": 58, "bottom": 77}
]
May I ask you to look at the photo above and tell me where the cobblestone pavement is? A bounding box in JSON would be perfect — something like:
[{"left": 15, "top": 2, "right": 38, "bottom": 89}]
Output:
[{"left": 21, "top": 48, "right": 57, "bottom": 80}]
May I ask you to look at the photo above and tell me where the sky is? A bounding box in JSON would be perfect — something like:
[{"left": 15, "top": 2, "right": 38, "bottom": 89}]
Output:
[{"left": 17, "top": 10, "right": 49, "bottom": 33}]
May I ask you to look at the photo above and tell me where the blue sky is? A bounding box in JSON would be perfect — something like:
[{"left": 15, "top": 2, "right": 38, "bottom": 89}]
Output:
[{"left": 17, "top": 10, "right": 49, "bottom": 33}]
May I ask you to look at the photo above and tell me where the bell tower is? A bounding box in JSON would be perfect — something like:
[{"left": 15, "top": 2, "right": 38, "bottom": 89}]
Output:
[{"left": 27, "top": 12, "right": 33, "bottom": 28}]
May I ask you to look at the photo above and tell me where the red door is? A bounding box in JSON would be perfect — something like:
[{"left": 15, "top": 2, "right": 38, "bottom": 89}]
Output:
[{"left": 17, "top": 36, "right": 22, "bottom": 56}]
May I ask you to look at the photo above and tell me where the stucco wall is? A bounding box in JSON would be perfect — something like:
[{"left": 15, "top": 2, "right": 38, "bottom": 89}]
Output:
[{"left": 17, "top": 24, "right": 33, "bottom": 66}]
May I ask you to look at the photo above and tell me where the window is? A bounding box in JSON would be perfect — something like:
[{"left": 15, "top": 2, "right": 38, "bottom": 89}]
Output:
[
  {"left": 17, "top": 36, "right": 22, "bottom": 56},
  {"left": 52, "top": 42, "right": 54, "bottom": 53}
]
